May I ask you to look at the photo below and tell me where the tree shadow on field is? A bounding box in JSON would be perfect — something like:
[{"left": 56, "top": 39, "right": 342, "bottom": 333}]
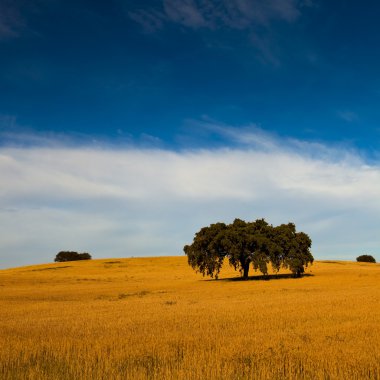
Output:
[
  {"left": 206, "top": 273, "right": 314, "bottom": 282},
  {"left": 31, "top": 266, "right": 72, "bottom": 272}
]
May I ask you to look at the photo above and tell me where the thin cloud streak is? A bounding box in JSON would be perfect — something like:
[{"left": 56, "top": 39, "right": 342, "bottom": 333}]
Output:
[
  {"left": 1, "top": 130, "right": 380, "bottom": 268},
  {"left": 337, "top": 110, "right": 359, "bottom": 123},
  {"left": 0, "top": 1, "right": 24, "bottom": 40},
  {"left": 129, "top": 0, "right": 303, "bottom": 32},
  {"left": 128, "top": 0, "right": 311, "bottom": 65}
]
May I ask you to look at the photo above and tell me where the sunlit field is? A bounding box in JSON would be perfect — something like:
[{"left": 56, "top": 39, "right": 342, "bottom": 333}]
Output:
[{"left": 0, "top": 257, "right": 379, "bottom": 379}]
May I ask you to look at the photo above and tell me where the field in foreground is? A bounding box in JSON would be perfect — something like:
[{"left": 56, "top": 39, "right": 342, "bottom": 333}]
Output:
[{"left": 0, "top": 257, "right": 379, "bottom": 380}]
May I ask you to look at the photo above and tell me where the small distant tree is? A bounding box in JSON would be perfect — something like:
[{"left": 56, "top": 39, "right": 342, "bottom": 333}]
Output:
[
  {"left": 356, "top": 255, "right": 376, "bottom": 263},
  {"left": 78, "top": 252, "right": 92, "bottom": 260},
  {"left": 55, "top": 251, "right": 92, "bottom": 262}
]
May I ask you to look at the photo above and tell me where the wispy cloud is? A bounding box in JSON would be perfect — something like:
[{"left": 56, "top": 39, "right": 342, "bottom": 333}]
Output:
[
  {"left": 0, "top": 1, "right": 24, "bottom": 40},
  {"left": 128, "top": 9, "right": 166, "bottom": 34},
  {"left": 0, "top": 114, "right": 18, "bottom": 129},
  {"left": 183, "top": 118, "right": 278, "bottom": 150},
  {"left": 0, "top": 117, "right": 163, "bottom": 149},
  {"left": 337, "top": 110, "right": 359, "bottom": 123},
  {"left": 163, "top": 0, "right": 208, "bottom": 28},
  {"left": 128, "top": 0, "right": 311, "bottom": 66},
  {"left": 1, "top": 125, "right": 380, "bottom": 268},
  {"left": 129, "top": 0, "right": 303, "bottom": 32},
  {"left": 181, "top": 118, "right": 362, "bottom": 160}
]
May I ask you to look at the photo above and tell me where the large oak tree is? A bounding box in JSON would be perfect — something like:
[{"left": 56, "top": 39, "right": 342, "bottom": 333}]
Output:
[{"left": 184, "top": 219, "right": 313, "bottom": 280}]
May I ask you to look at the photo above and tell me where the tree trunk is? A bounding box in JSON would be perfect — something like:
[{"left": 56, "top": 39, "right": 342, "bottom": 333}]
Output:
[{"left": 243, "top": 263, "right": 250, "bottom": 280}]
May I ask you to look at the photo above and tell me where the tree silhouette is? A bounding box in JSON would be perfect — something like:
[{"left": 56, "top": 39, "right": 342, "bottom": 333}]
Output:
[
  {"left": 356, "top": 255, "right": 376, "bottom": 263},
  {"left": 184, "top": 219, "right": 313, "bottom": 280},
  {"left": 54, "top": 251, "right": 92, "bottom": 262}
]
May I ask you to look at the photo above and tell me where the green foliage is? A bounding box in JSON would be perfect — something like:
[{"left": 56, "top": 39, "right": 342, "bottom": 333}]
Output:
[
  {"left": 54, "top": 251, "right": 92, "bottom": 262},
  {"left": 184, "top": 223, "right": 227, "bottom": 279},
  {"left": 184, "top": 219, "right": 313, "bottom": 279},
  {"left": 356, "top": 255, "right": 376, "bottom": 263}
]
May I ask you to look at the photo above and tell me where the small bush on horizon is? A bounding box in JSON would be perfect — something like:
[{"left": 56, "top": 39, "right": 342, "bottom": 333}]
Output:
[
  {"left": 54, "top": 251, "right": 92, "bottom": 262},
  {"left": 356, "top": 254, "right": 376, "bottom": 263}
]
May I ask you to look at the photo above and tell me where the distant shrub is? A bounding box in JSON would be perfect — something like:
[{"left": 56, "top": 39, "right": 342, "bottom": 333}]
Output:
[
  {"left": 356, "top": 255, "right": 376, "bottom": 263},
  {"left": 55, "top": 251, "right": 92, "bottom": 262}
]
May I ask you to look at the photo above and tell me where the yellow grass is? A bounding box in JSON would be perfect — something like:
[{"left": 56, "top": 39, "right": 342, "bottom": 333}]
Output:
[{"left": 0, "top": 257, "right": 379, "bottom": 379}]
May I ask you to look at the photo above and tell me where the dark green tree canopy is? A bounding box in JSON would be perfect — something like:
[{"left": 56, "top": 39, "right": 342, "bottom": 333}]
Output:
[
  {"left": 356, "top": 254, "right": 376, "bottom": 263},
  {"left": 54, "top": 251, "right": 92, "bottom": 262},
  {"left": 184, "top": 219, "right": 313, "bottom": 280}
]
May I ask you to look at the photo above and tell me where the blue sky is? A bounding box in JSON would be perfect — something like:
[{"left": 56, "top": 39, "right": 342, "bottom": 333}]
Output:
[{"left": 1, "top": 0, "right": 380, "bottom": 268}]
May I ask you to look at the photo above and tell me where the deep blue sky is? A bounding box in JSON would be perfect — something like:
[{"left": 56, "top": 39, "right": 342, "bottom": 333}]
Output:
[
  {"left": 2, "top": 1, "right": 380, "bottom": 267},
  {"left": 1, "top": 0, "right": 380, "bottom": 152}
]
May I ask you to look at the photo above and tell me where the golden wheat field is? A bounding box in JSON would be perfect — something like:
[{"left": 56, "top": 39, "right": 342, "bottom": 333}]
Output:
[{"left": 0, "top": 257, "right": 379, "bottom": 380}]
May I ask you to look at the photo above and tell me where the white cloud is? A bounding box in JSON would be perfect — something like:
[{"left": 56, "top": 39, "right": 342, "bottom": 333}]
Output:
[{"left": 1, "top": 128, "right": 380, "bottom": 268}]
